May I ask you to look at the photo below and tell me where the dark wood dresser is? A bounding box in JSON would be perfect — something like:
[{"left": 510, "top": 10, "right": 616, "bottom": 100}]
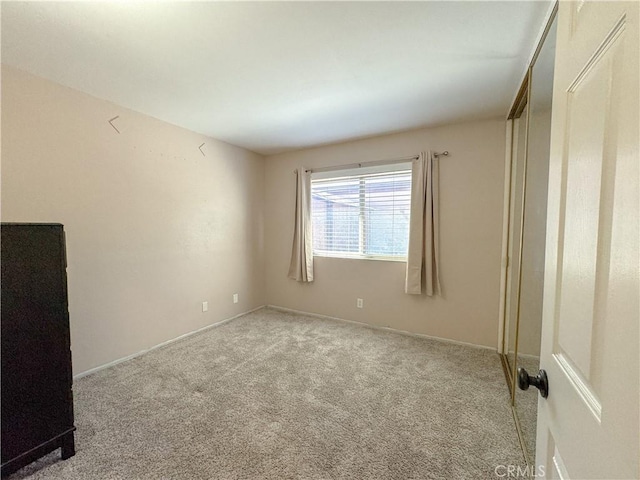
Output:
[{"left": 1, "top": 223, "right": 76, "bottom": 476}]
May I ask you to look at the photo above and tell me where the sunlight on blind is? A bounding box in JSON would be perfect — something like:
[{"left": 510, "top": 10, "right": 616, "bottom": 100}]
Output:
[{"left": 311, "top": 169, "right": 412, "bottom": 259}]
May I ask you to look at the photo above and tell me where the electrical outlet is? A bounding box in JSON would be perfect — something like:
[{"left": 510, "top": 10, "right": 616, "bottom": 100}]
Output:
[
  {"left": 357, "top": 298, "right": 363, "bottom": 308},
  {"left": 233, "top": 293, "right": 239, "bottom": 304},
  {"left": 202, "top": 301, "right": 208, "bottom": 312}
]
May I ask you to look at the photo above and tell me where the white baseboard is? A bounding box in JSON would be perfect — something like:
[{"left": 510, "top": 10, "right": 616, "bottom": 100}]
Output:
[
  {"left": 75, "top": 304, "right": 497, "bottom": 380},
  {"left": 73, "top": 305, "right": 266, "bottom": 380},
  {"left": 266, "top": 305, "right": 496, "bottom": 352},
  {"left": 516, "top": 352, "right": 541, "bottom": 361}
]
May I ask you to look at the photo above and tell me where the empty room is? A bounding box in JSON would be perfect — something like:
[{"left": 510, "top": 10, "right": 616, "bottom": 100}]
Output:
[{"left": 1, "top": 1, "right": 638, "bottom": 479}]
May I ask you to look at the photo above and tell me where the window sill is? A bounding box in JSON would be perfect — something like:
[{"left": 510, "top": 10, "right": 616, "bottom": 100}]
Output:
[{"left": 313, "top": 252, "right": 407, "bottom": 263}]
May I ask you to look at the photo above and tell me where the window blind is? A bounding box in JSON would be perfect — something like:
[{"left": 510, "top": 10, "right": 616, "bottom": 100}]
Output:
[{"left": 311, "top": 166, "right": 412, "bottom": 259}]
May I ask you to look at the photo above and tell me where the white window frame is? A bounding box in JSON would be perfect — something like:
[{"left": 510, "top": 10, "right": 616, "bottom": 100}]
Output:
[{"left": 311, "top": 162, "right": 412, "bottom": 262}]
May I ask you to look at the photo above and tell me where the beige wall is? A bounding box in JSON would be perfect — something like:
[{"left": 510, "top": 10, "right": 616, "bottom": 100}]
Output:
[
  {"left": 264, "top": 118, "right": 506, "bottom": 348},
  {"left": 1, "top": 66, "right": 266, "bottom": 375},
  {"left": 2, "top": 66, "right": 508, "bottom": 372}
]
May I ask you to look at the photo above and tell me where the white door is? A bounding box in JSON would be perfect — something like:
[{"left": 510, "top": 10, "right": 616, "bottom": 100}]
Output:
[{"left": 535, "top": 1, "right": 639, "bottom": 479}]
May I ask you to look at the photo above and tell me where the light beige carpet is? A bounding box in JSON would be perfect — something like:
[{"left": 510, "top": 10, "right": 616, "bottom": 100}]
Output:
[{"left": 10, "top": 308, "right": 524, "bottom": 479}]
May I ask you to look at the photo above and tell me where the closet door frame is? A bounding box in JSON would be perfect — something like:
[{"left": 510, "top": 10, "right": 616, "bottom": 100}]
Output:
[
  {"left": 500, "top": 72, "right": 531, "bottom": 397},
  {"left": 498, "top": 3, "right": 559, "bottom": 466},
  {"left": 498, "top": 2, "right": 558, "bottom": 393}
]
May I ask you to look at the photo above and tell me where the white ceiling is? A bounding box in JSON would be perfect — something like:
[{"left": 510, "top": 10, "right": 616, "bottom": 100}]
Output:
[{"left": 1, "top": 1, "right": 551, "bottom": 155}]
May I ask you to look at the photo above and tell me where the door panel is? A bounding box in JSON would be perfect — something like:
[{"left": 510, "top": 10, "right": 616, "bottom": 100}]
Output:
[
  {"left": 537, "top": 2, "right": 638, "bottom": 479},
  {"left": 555, "top": 25, "right": 619, "bottom": 407}
]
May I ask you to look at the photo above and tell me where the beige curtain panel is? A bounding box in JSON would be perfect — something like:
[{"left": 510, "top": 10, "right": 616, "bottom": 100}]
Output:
[
  {"left": 288, "top": 167, "right": 314, "bottom": 282},
  {"left": 405, "top": 151, "right": 441, "bottom": 296}
]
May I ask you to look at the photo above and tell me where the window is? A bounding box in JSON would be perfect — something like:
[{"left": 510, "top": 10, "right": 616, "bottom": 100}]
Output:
[{"left": 311, "top": 163, "right": 412, "bottom": 260}]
